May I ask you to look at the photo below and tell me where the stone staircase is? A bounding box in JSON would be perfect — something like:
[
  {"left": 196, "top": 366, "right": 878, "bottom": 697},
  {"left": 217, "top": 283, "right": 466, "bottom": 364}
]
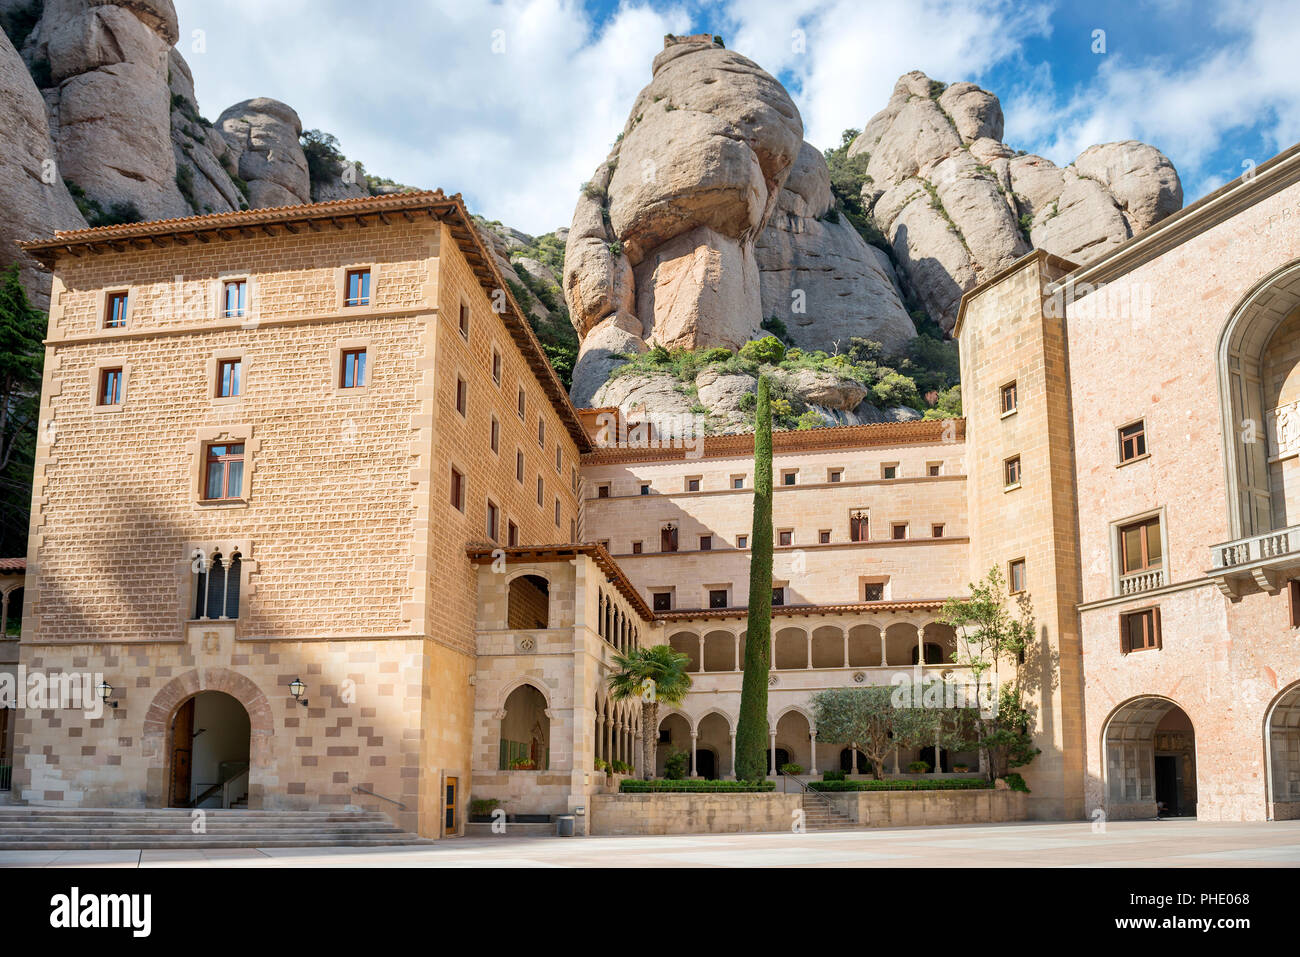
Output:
[
  {"left": 799, "top": 792, "right": 858, "bottom": 831},
  {"left": 0, "top": 807, "right": 432, "bottom": 850}
]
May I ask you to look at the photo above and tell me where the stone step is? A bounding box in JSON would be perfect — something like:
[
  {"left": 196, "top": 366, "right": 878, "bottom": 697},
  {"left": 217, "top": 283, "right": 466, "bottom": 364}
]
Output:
[{"left": 0, "top": 838, "right": 433, "bottom": 850}]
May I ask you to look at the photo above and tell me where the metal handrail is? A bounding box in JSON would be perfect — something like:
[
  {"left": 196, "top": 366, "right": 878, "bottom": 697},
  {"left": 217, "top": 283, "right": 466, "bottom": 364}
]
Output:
[{"left": 352, "top": 785, "right": 407, "bottom": 810}]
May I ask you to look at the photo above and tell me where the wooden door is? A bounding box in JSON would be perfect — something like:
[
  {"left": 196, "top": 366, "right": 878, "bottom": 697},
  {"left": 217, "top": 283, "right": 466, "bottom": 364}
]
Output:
[
  {"left": 444, "top": 776, "right": 458, "bottom": 835},
  {"left": 170, "top": 698, "right": 195, "bottom": 807}
]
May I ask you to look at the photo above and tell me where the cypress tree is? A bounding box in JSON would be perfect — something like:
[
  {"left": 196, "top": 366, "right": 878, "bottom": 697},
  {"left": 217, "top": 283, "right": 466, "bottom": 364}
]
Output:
[{"left": 734, "top": 375, "right": 773, "bottom": 780}]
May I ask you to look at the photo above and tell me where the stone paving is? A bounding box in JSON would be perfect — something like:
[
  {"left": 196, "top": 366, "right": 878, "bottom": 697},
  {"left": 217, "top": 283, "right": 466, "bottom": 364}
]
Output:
[{"left": 1, "top": 818, "right": 1298, "bottom": 867}]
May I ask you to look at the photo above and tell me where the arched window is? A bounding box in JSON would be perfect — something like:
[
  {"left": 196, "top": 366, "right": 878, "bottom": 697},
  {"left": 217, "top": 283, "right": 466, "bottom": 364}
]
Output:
[
  {"left": 194, "top": 549, "right": 241, "bottom": 620},
  {"left": 500, "top": 684, "right": 549, "bottom": 770},
  {"left": 507, "top": 574, "right": 549, "bottom": 629}
]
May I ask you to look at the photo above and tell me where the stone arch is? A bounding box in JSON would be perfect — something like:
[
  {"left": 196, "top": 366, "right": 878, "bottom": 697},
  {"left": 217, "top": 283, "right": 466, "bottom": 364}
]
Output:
[
  {"left": 774, "top": 626, "right": 808, "bottom": 670},
  {"left": 498, "top": 676, "right": 553, "bottom": 711},
  {"left": 142, "top": 668, "right": 273, "bottom": 809},
  {"left": 507, "top": 573, "right": 550, "bottom": 629},
  {"left": 1101, "top": 695, "right": 1198, "bottom": 819},
  {"left": 848, "top": 623, "right": 882, "bottom": 667},
  {"left": 668, "top": 630, "right": 701, "bottom": 672},
  {"left": 1217, "top": 258, "right": 1300, "bottom": 536},
  {"left": 884, "top": 621, "right": 919, "bottom": 666},
  {"left": 811, "top": 625, "right": 845, "bottom": 668},
  {"left": 1265, "top": 680, "right": 1300, "bottom": 818},
  {"left": 501, "top": 683, "right": 550, "bottom": 770}
]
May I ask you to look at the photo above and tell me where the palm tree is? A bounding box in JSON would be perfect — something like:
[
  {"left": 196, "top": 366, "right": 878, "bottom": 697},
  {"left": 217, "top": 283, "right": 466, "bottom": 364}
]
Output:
[{"left": 608, "top": 645, "right": 692, "bottom": 778}]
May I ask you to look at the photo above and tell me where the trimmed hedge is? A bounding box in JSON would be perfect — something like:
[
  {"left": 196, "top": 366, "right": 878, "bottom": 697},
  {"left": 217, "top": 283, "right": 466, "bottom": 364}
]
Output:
[
  {"left": 619, "top": 779, "right": 776, "bottom": 793},
  {"left": 809, "top": 778, "right": 991, "bottom": 792}
]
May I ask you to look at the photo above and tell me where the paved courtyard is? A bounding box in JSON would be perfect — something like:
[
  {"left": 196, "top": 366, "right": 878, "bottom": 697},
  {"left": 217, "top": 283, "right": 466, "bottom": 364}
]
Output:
[{"left": 2, "top": 819, "right": 1299, "bottom": 867}]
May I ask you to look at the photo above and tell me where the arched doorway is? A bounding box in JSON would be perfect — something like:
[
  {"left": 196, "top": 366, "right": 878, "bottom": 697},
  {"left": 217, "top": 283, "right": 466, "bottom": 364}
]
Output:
[
  {"left": 697, "top": 712, "right": 732, "bottom": 779},
  {"left": 1267, "top": 683, "right": 1300, "bottom": 819},
  {"left": 507, "top": 574, "right": 550, "bottom": 629},
  {"left": 500, "top": 684, "right": 550, "bottom": 770},
  {"left": 168, "top": 691, "right": 251, "bottom": 808},
  {"left": 1103, "top": 696, "right": 1197, "bottom": 819}
]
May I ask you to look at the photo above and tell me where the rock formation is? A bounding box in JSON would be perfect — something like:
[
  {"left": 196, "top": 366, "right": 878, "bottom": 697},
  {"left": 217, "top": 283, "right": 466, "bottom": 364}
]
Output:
[
  {"left": 0, "top": 28, "right": 85, "bottom": 307},
  {"left": 216, "top": 97, "right": 311, "bottom": 208},
  {"left": 852, "top": 71, "right": 1183, "bottom": 330}
]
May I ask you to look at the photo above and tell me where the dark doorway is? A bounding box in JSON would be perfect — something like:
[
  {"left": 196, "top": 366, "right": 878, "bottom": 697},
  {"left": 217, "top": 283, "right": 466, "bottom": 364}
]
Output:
[
  {"left": 169, "top": 691, "right": 251, "bottom": 808},
  {"left": 767, "top": 748, "right": 791, "bottom": 772},
  {"left": 1155, "top": 755, "right": 1182, "bottom": 816},
  {"left": 839, "top": 748, "right": 870, "bottom": 772},
  {"left": 695, "top": 749, "right": 716, "bottom": 779}
]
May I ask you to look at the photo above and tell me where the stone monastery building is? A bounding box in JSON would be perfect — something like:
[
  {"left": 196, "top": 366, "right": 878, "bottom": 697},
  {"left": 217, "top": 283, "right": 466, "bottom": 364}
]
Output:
[{"left": 5, "top": 139, "right": 1300, "bottom": 838}]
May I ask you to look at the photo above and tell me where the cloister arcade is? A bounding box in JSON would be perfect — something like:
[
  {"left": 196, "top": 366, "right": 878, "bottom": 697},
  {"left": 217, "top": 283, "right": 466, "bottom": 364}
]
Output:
[
  {"left": 592, "top": 691, "right": 641, "bottom": 770},
  {"left": 1268, "top": 682, "right": 1300, "bottom": 819}
]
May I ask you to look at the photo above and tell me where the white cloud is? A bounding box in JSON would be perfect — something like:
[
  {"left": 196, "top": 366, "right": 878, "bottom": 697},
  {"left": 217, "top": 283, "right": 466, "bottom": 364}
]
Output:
[{"left": 174, "top": 0, "right": 691, "bottom": 234}]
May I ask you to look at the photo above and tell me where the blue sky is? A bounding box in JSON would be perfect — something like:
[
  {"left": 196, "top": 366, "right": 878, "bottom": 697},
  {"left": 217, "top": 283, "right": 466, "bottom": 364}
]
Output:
[{"left": 173, "top": 0, "right": 1300, "bottom": 234}]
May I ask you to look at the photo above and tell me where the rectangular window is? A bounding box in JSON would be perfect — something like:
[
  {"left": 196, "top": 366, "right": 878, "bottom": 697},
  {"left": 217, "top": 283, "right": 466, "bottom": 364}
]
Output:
[
  {"left": 486, "top": 500, "right": 500, "bottom": 542},
  {"left": 653, "top": 592, "right": 672, "bottom": 612},
  {"left": 632, "top": 541, "right": 642, "bottom": 554},
  {"left": 828, "top": 469, "right": 842, "bottom": 483},
  {"left": 555, "top": 445, "right": 562, "bottom": 473},
  {"left": 882, "top": 464, "right": 898, "bottom": 480},
  {"left": 772, "top": 587, "right": 785, "bottom": 606},
  {"left": 1009, "top": 558, "right": 1026, "bottom": 594},
  {"left": 819, "top": 530, "right": 831, "bottom": 544},
  {"left": 1119, "top": 421, "right": 1147, "bottom": 462},
  {"left": 732, "top": 476, "right": 744, "bottom": 489},
  {"left": 1004, "top": 456, "right": 1021, "bottom": 487},
  {"left": 450, "top": 466, "right": 465, "bottom": 512},
  {"left": 345, "top": 268, "right": 370, "bottom": 307},
  {"left": 737, "top": 535, "right": 748, "bottom": 549},
  {"left": 222, "top": 279, "right": 247, "bottom": 319},
  {"left": 932, "top": 523, "right": 945, "bottom": 538},
  {"left": 709, "top": 589, "right": 729, "bottom": 609},
  {"left": 699, "top": 535, "right": 712, "bottom": 551},
  {"left": 537, "top": 417, "right": 545, "bottom": 448},
  {"left": 778, "top": 530, "right": 792, "bottom": 546},
  {"left": 490, "top": 416, "right": 500, "bottom": 453},
  {"left": 781, "top": 470, "right": 797, "bottom": 486},
  {"left": 516, "top": 450, "right": 524, "bottom": 483},
  {"left": 216, "top": 358, "right": 242, "bottom": 398},
  {"left": 98, "top": 367, "right": 123, "bottom": 406},
  {"left": 641, "top": 483, "right": 651, "bottom": 496},
  {"left": 491, "top": 348, "right": 502, "bottom": 384},
  {"left": 507, "top": 520, "right": 519, "bottom": 547},
  {"left": 1001, "top": 381, "right": 1017, "bottom": 415},
  {"left": 554, "top": 497, "right": 561, "bottom": 527},
  {"left": 1119, "top": 516, "right": 1163, "bottom": 573},
  {"left": 850, "top": 511, "right": 868, "bottom": 542},
  {"left": 105, "top": 291, "right": 128, "bottom": 328},
  {"left": 687, "top": 477, "right": 701, "bottom": 492},
  {"left": 203, "top": 443, "right": 245, "bottom": 500},
  {"left": 661, "top": 525, "right": 678, "bottom": 553},
  {"left": 570, "top": 518, "right": 576, "bottom": 542},
  {"left": 864, "top": 582, "right": 884, "bottom": 602},
  {"left": 340, "top": 348, "right": 366, "bottom": 388},
  {"left": 517, "top": 387, "right": 526, "bottom": 420},
  {"left": 536, "top": 476, "right": 544, "bottom": 507},
  {"left": 1120, "top": 608, "right": 1162, "bottom": 653},
  {"left": 928, "top": 463, "right": 942, "bottom": 477},
  {"left": 458, "top": 303, "right": 470, "bottom": 340},
  {"left": 597, "top": 484, "right": 610, "bottom": 498},
  {"left": 891, "top": 522, "right": 908, "bottom": 540}
]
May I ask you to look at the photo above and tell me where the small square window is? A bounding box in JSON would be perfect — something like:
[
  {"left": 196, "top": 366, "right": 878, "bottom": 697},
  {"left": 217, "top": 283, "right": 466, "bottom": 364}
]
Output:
[
  {"left": 490, "top": 416, "right": 500, "bottom": 453},
  {"left": 632, "top": 541, "right": 643, "bottom": 554},
  {"left": 1004, "top": 456, "right": 1021, "bottom": 487},
  {"left": 863, "top": 582, "right": 884, "bottom": 602},
  {"left": 687, "top": 477, "right": 701, "bottom": 492},
  {"left": 653, "top": 591, "right": 672, "bottom": 612},
  {"left": 217, "top": 358, "right": 242, "bottom": 398},
  {"left": 932, "top": 523, "right": 945, "bottom": 538},
  {"left": 732, "top": 476, "right": 744, "bottom": 489},
  {"left": 458, "top": 302, "right": 470, "bottom": 339},
  {"left": 492, "top": 349, "right": 502, "bottom": 384},
  {"left": 98, "top": 367, "right": 123, "bottom": 406},
  {"left": 340, "top": 348, "right": 366, "bottom": 389},
  {"left": 345, "top": 269, "right": 371, "bottom": 307},
  {"left": 772, "top": 587, "right": 785, "bottom": 606},
  {"left": 1009, "top": 558, "right": 1026, "bottom": 593},
  {"left": 1001, "top": 381, "right": 1017, "bottom": 415},
  {"left": 204, "top": 443, "right": 245, "bottom": 501},
  {"left": 486, "top": 500, "right": 500, "bottom": 542},
  {"left": 105, "top": 291, "right": 128, "bottom": 328},
  {"left": 450, "top": 466, "right": 465, "bottom": 512},
  {"left": 699, "top": 535, "right": 712, "bottom": 551},
  {"left": 778, "top": 530, "right": 792, "bottom": 546},
  {"left": 1119, "top": 421, "right": 1147, "bottom": 462},
  {"left": 819, "top": 530, "right": 831, "bottom": 544},
  {"left": 891, "top": 522, "right": 908, "bottom": 541},
  {"left": 709, "top": 589, "right": 729, "bottom": 609},
  {"left": 222, "top": 280, "right": 247, "bottom": 319},
  {"left": 640, "top": 483, "right": 651, "bottom": 496},
  {"left": 1120, "top": 607, "right": 1161, "bottom": 652},
  {"left": 597, "top": 484, "right": 610, "bottom": 498},
  {"left": 928, "top": 463, "right": 942, "bottom": 477},
  {"left": 828, "top": 469, "right": 842, "bottom": 483},
  {"left": 455, "top": 376, "right": 467, "bottom": 416},
  {"left": 781, "top": 470, "right": 797, "bottom": 486},
  {"left": 882, "top": 464, "right": 898, "bottom": 480}
]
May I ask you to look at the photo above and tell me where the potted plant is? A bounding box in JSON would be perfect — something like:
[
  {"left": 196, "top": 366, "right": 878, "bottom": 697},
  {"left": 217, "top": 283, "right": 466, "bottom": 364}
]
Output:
[
  {"left": 469, "top": 798, "right": 501, "bottom": 823},
  {"left": 953, "top": 763, "right": 970, "bottom": 773},
  {"left": 510, "top": 757, "right": 537, "bottom": 771},
  {"left": 907, "top": 760, "right": 932, "bottom": 774},
  {"left": 779, "top": 762, "right": 803, "bottom": 776}
]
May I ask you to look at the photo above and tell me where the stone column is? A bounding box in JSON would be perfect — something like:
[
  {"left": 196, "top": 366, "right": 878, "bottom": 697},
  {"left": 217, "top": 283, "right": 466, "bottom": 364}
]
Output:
[
  {"left": 729, "top": 732, "right": 737, "bottom": 780},
  {"left": 734, "top": 634, "right": 741, "bottom": 671},
  {"left": 604, "top": 717, "right": 613, "bottom": 765},
  {"left": 843, "top": 629, "right": 850, "bottom": 668},
  {"left": 769, "top": 730, "right": 778, "bottom": 775},
  {"left": 809, "top": 730, "right": 818, "bottom": 776},
  {"left": 851, "top": 745, "right": 860, "bottom": 774},
  {"left": 916, "top": 626, "right": 925, "bottom": 668},
  {"left": 880, "top": 630, "right": 889, "bottom": 667},
  {"left": 690, "top": 731, "right": 699, "bottom": 777}
]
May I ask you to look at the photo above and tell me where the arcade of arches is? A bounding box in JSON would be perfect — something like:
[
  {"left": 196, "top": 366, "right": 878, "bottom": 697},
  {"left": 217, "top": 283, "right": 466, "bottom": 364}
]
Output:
[{"left": 667, "top": 621, "right": 959, "bottom": 673}]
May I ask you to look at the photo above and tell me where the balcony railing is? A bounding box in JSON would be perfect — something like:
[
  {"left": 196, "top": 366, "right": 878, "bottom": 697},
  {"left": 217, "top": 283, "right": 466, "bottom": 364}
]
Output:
[
  {"left": 1209, "top": 523, "right": 1300, "bottom": 597},
  {"left": 1119, "top": 568, "right": 1165, "bottom": 595}
]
